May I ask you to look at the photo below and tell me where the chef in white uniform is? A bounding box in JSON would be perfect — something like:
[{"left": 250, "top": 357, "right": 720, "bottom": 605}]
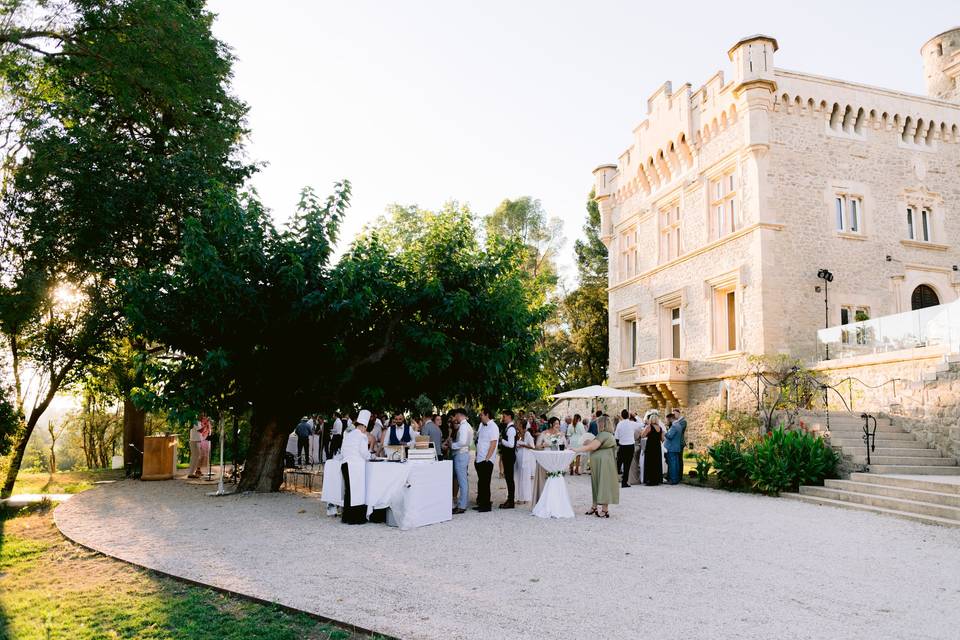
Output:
[{"left": 340, "top": 409, "right": 372, "bottom": 524}]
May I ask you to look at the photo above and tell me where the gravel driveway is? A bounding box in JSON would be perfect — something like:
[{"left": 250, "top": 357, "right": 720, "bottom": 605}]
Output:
[{"left": 54, "top": 471, "right": 960, "bottom": 640}]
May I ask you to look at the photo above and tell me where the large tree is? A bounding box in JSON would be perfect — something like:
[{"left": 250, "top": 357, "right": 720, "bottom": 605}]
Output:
[
  {"left": 0, "top": 0, "right": 251, "bottom": 497},
  {"left": 128, "top": 192, "right": 549, "bottom": 492},
  {"left": 554, "top": 189, "right": 609, "bottom": 390}
]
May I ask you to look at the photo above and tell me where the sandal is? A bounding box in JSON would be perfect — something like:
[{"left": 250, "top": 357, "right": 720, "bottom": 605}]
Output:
[
  {"left": 585, "top": 507, "right": 598, "bottom": 516},
  {"left": 596, "top": 509, "right": 609, "bottom": 518}
]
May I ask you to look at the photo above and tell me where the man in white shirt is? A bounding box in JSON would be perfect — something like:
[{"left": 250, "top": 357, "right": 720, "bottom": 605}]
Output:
[
  {"left": 328, "top": 412, "right": 343, "bottom": 460},
  {"left": 498, "top": 410, "right": 517, "bottom": 509},
  {"left": 614, "top": 409, "right": 640, "bottom": 488},
  {"left": 474, "top": 409, "right": 499, "bottom": 512},
  {"left": 451, "top": 409, "right": 474, "bottom": 514}
]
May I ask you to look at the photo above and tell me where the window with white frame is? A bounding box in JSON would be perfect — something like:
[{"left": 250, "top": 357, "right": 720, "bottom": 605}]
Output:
[
  {"left": 709, "top": 169, "right": 737, "bottom": 240},
  {"left": 656, "top": 304, "right": 683, "bottom": 359},
  {"left": 906, "top": 206, "right": 932, "bottom": 242},
  {"left": 834, "top": 194, "right": 862, "bottom": 233},
  {"left": 659, "top": 204, "right": 682, "bottom": 263},
  {"left": 621, "top": 316, "right": 639, "bottom": 368},
  {"left": 711, "top": 284, "right": 738, "bottom": 353},
  {"left": 619, "top": 227, "right": 638, "bottom": 280}
]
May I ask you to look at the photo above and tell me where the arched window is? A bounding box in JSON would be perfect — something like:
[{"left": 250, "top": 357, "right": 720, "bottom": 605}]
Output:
[{"left": 911, "top": 284, "right": 940, "bottom": 310}]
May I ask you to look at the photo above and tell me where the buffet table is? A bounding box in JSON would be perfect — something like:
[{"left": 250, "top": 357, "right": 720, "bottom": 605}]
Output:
[
  {"left": 286, "top": 433, "right": 321, "bottom": 464},
  {"left": 321, "top": 459, "right": 452, "bottom": 530},
  {"left": 530, "top": 449, "right": 576, "bottom": 519}
]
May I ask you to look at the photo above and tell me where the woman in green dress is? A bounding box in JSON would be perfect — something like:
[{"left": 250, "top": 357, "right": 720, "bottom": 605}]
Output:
[{"left": 572, "top": 415, "right": 619, "bottom": 518}]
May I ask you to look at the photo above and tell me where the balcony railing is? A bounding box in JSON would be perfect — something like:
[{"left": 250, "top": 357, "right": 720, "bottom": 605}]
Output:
[
  {"left": 817, "top": 300, "right": 960, "bottom": 361},
  {"left": 635, "top": 358, "right": 689, "bottom": 408}
]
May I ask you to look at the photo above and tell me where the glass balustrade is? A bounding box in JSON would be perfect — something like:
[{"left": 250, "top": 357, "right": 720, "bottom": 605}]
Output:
[{"left": 817, "top": 300, "right": 960, "bottom": 360}]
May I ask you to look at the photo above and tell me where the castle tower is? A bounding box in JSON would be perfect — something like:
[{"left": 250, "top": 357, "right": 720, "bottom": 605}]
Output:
[{"left": 922, "top": 28, "right": 960, "bottom": 102}]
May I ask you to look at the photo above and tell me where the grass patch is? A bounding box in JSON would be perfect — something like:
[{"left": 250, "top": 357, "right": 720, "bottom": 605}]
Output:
[
  {"left": 12, "top": 468, "right": 126, "bottom": 495},
  {"left": 0, "top": 509, "right": 375, "bottom": 640}
]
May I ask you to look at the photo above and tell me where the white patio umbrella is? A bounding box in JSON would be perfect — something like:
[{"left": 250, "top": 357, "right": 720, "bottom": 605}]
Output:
[
  {"left": 550, "top": 385, "right": 648, "bottom": 416},
  {"left": 550, "top": 385, "right": 646, "bottom": 400}
]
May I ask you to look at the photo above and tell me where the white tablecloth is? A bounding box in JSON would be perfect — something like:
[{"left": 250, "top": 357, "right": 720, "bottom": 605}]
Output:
[
  {"left": 286, "top": 434, "right": 321, "bottom": 463},
  {"left": 531, "top": 450, "right": 576, "bottom": 519},
  {"left": 321, "top": 459, "right": 452, "bottom": 530}
]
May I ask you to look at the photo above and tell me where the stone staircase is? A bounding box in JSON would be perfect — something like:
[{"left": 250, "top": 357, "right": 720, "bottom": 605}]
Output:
[
  {"left": 803, "top": 411, "right": 960, "bottom": 475},
  {"left": 783, "top": 473, "right": 960, "bottom": 528},
  {"left": 783, "top": 411, "right": 960, "bottom": 526}
]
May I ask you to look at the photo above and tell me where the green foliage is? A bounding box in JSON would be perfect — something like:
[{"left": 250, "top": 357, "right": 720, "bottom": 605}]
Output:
[
  {"left": 746, "top": 428, "right": 840, "bottom": 495},
  {"left": 708, "top": 439, "right": 749, "bottom": 489},
  {"left": 711, "top": 429, "right": 840, "bottom": 496},
  {"left": 551, "top": 189, "right": 608, "bottom": 391},
  {"left": 0, "top": 0, "right": 252, "bottom": 496},
  {"left": 413, "top": 394, "right": 434, "bottom": 417},
  {"left": 694, "top": 454, "right": 712, "bottom": 484},
  {"left": 0, "top": 391, "right": 21, "bottom": 457}
]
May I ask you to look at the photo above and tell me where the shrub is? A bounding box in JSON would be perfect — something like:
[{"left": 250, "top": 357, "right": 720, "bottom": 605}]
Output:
[
  {"left": 745, "top": 428, "right": 839, "bottom": 495},
  {"left": 694, "top": 455, "right": 712, "bottom": 484},
  {"left": 708, "top": 439, "right": 749, "bottom": 489}
]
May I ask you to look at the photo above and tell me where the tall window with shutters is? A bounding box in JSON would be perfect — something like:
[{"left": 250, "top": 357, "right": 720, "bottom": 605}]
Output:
[
  {"left": 709, "top": 169, "right": 737, "bottom": 240},
  {"left": 659, "top": 204, "right": 682, "bottom": 263}
]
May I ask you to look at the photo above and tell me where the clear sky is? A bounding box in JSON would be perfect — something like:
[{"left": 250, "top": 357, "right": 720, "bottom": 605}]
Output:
[{"left": 207, "top": 0, "right": 957, "bottom": 285}]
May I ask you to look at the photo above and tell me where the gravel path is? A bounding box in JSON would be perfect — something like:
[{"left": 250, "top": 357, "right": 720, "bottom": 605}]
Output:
[{"left": 54, "top": 471, "right": 960, "bottom": 640}]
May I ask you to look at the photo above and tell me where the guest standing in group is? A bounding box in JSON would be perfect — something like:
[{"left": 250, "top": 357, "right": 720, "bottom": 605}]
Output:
[
  {"left": 340, "top": 409, "right": 372, "bottom": 524},
  {"left": 614, "top": 410, "right": 638, "bottom": 488},
  {"left": 664, "top": 410, "right": 687, "bottom": 485},
  {"left": 567, "top": 414, "right": 586, "bottom": 475},
  {"left": 421, "top": 413, "right": 443, "bottom": 460},
  {"left": 451, "top": 409, "right": 473, "bottom": 514},
  {"left": 474, "top": 409, "right": 499, "bottom": 512},
  {"left": 499, "top": 410, "right": 517, "bottom": 509},
  {"left": 187, "top": 417, "right": 204, "bottom": 478},
  {"left": 328, "top": 412, "right": 343, "bottom": 459},
  {"left": 572, "top": 415, "right": 619, "bottom": 518},
  {"left": 588, "top": 411, "right": 601, "bottom": 436},
  {"left": 641, "top": 416, "right": 664, "bottom": 486},
  {"left": 295, "top": 416, "right": 313, "bottom": 466},
  {"left": 514, "top": 420, "right": 536, "bottom": 504}
]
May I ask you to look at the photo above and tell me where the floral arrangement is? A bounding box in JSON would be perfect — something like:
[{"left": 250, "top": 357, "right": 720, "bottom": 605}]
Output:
[{"left": 546, "top": 470, "right": 565, "bottom": 479}]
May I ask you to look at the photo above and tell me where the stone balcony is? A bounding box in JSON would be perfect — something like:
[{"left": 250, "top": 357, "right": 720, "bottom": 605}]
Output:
[{"left": 635, "top": 358, "right": 689, "bottom": 408}]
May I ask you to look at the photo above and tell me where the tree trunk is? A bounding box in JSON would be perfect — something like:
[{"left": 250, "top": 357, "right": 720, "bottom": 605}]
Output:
[
  {"left": 1, "top": 416, "right": 32, "bottom": 499},
  {"left": 237, "top": 405, "right": 293, "bottom": 492},
  {"left": 122, "top": 397, "right": 145, "bottom": 472}
]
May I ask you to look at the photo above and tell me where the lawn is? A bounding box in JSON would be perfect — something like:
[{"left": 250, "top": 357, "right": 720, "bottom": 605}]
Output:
[
  {"left": 0, "top": 474, "right": 377, "bottom": 640},
  {"left": 11, "top": 468, "right": 127, "bottom": 495}
]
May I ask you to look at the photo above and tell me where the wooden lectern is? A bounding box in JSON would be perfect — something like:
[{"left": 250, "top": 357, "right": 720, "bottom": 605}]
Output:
[{"left": 142, "top": 435, "right": 178, "bottom": 480}]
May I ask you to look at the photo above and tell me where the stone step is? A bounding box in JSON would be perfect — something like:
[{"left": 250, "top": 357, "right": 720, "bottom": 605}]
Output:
[
  {"left": 867, "top": 448, "right": 942, "bottom": 457},
  {"left": 830, "top": 437, "right": 926, "bottom": 448},
  {"left": 850, "top": 472, "right": 960, "bottom": 494},
  {"left": 799, "top": 486, "right": 960, "bottom": 520},
  {"left": 821, "top": 423, "right": 903, "bottom": 433},
  {"left": 828, "top": 430, "right": 915, "bottom": 441},
  {"left": 867, "top": 464, "right": 960, "bottom": 475},
  {"left": 825, "top": 479, "right": 960, "bottom": 508},
  {"left": 855, "top": 456, "right": 957, "bottom": 466},
  {"left": 782, "top": 492, "right": 960, "bottom": 528}
]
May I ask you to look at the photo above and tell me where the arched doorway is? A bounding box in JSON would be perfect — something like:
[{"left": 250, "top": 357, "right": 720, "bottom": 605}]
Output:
[{"left": 911, "top": 284, "right": 940, "bottom": 310}]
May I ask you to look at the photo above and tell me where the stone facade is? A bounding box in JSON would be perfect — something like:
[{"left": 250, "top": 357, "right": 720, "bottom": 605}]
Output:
[{"left": 593, "top": 30, "right": 960, "bottom": 450}]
